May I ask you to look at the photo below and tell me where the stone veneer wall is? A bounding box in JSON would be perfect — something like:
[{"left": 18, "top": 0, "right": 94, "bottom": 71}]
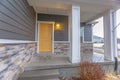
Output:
[
  {"left": 0, "top": 43, "right": 36, "bottom": 80},
  {"left": 81, "top": 43, "right": 93, "bottom": 61},
  {"left": 54, "top": 43, "right": 93, "bottom": 59},
  {"left": 54, "top": 42, "right": 70, "bottom": 56}
]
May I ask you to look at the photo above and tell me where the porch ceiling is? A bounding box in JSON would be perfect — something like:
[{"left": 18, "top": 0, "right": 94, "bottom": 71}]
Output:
[{"left": 27, "top": 0, "right": 120, "bottom": 22}]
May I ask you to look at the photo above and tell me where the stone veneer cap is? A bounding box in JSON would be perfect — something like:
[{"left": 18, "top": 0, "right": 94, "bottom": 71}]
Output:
[{"left": 0, "top": 39, "right": 37, "bottom": 44}]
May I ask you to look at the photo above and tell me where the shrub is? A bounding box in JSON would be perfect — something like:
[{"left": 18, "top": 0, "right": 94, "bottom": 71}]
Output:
[{"left": 79, "top": 62, "right": 104, "bottom": 80}]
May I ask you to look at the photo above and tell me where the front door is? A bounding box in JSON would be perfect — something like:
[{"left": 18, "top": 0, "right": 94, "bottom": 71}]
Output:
[{"left": 38, "top": 23, "right": 53, "bottom": 53}]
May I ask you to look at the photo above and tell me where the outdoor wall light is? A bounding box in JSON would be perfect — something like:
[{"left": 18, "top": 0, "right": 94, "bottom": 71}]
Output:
[{"left": 55, "top": 23, "right": 62, "bottom": 30}]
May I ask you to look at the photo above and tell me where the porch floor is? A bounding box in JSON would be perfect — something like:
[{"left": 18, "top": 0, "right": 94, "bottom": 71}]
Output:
[{"left": 24, "top": 53, "right": 109, "bottom": 71}]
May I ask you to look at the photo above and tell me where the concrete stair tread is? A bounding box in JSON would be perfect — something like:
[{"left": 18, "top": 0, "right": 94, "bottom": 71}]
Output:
[
  {"left": 18, "top": 77, "right": 60, "bottom": 80},
  {"left": 20, "top": 69, "right": 59, "bottom": 78},
  {"left": 25, "top": 63, "right": 79, "bottom": 71},
  {"left": 48, "top": 78, "right": 60, "bottom": 80}
]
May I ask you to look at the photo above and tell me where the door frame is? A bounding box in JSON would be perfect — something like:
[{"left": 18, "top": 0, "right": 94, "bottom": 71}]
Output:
[{"left": 37, "top": 21, "right": 55, "bottom": 54}]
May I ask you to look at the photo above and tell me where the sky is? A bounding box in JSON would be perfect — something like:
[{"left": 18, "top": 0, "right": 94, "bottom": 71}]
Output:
[
  {"left": 93, "top": 9, "right": 120, "bottom": 38},
  {"left": 116, "top": 9, "right": 120, "bottom": 38},
  {"left": 93, "top": 17, "right": 104, "bottom": 38}
]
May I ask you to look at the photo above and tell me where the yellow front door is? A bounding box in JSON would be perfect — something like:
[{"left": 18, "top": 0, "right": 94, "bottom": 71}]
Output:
[{"left": 38, "top": 23, "right": 53, "bottom": 53}]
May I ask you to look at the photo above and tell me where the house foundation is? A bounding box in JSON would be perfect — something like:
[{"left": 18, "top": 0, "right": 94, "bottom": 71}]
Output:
[{"left": 54, "top": 42, "right": 70, "bottom": 56}]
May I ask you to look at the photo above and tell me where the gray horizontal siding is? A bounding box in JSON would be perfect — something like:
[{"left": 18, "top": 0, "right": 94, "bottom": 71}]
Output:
[
  {"left": 84, "top": 24, "right": 93, "bottom": 42},
  {"left": 0, "top": 0, "right": 36, "bottom": 40}
]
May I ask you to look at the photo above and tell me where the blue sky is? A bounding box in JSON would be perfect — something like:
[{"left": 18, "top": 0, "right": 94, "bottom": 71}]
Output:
[{"left": 93, "top": 9, "right": 120, "bottom": 38}]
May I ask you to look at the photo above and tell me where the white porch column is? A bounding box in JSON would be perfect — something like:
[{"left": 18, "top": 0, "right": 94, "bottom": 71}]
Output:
[
  {"left": 103, "top": 10, "right": 117, "bottom": 61},
  {"left": 69, "top": 5, "right": 81, "bottom": 63}
]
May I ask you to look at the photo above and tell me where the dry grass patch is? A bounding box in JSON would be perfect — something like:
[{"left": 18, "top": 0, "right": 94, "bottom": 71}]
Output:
[{"left": 104, "top": 72, "right": 120, "bottom": 80}]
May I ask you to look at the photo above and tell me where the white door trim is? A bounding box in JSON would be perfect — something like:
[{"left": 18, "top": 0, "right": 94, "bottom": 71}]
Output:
[{"left": 37, "top": 21, "right": 55, "bottom": 54}]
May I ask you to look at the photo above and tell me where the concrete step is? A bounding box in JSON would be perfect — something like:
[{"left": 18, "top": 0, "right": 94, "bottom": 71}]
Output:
[
  {"left": 48, "top": 78, "right": 60, "bottom": 80},
  {"left": 18, "top": 77, "right": 60, "bottom": 80},
  {"left": 18, "top": 69, "right": 59, "bottom": 80}
]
